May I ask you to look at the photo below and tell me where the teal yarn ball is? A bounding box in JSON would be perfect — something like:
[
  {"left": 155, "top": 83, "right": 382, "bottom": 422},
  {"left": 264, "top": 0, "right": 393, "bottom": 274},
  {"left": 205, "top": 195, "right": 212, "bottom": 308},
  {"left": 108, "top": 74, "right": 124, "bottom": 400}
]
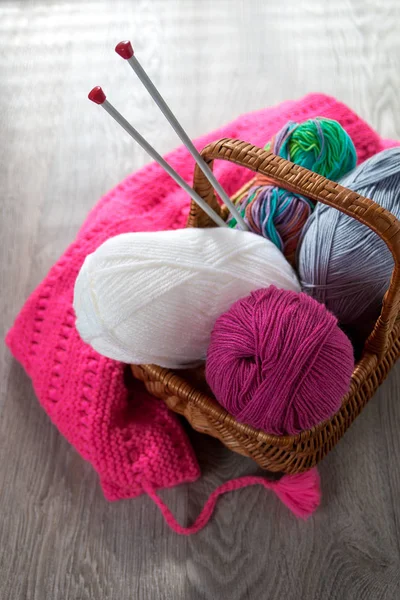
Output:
[{"left": 266, "top": 117, "right": 357, "bottom": 181}]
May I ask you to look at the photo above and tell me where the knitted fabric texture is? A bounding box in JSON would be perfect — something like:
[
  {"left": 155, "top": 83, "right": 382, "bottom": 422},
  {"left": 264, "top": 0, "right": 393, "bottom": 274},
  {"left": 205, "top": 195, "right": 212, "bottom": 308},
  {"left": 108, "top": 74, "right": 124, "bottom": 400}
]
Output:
[{"left": 6, "top": 94, "right": 398, "bottom": 519}]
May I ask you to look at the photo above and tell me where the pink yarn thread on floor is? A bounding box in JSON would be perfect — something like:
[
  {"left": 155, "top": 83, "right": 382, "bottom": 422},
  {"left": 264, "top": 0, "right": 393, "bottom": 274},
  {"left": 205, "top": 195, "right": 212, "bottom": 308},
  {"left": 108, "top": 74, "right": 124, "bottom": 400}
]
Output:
[
  {"left": 5, "top": 93, "right": 399, "bottom": 532},
  {"left": 143, "top": 468, "right": 321, "bottom": 535},
  {"left": 206, "top": 287, "right": 354, "bottom": 435}
]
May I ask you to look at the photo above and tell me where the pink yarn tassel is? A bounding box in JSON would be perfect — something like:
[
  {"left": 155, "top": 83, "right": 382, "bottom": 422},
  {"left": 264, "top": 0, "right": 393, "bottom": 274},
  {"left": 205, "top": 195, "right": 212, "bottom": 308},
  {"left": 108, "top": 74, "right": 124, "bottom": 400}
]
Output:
[
  {"left": 272, "top": 468, "right": 321, "bottom": 518},
  {"left": 142, "top": 468, "right": 321, "bottom": 535}
]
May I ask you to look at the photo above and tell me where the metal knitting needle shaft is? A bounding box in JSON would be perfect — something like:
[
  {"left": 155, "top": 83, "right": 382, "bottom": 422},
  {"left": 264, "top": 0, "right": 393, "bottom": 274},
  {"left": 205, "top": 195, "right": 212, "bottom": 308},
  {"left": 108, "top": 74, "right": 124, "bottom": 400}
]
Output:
[
  {"left": 115, "top": 41, "right": 248, "bottom": 231},
  {"left": 88, "top": 87, "right": 227, "bottom": 228}
]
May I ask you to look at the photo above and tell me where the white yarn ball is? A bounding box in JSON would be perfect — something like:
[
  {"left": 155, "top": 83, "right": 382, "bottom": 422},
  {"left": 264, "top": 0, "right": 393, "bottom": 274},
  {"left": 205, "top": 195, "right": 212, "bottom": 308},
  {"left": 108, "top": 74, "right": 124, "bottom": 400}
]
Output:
[{"left": 74, "top": 227, "right": 300, "bottom": 368}]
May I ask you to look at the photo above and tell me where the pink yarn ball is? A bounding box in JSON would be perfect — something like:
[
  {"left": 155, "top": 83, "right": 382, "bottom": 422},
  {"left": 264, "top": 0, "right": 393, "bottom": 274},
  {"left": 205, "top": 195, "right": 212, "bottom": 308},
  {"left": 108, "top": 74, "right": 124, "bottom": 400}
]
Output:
[{"left": 205, "top": 287, "right": 354, "bottom": 435}]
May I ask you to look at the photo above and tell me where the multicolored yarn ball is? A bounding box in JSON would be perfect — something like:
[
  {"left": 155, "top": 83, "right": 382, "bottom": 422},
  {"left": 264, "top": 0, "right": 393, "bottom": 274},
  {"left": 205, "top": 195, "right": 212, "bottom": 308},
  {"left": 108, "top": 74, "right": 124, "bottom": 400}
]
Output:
[
  {"left": 206, "top": 286, "right": 354, "bottom": 436},
  {"left": 297, "top": 147, "right": 400, "bottom": 331},
  {"left": 267, "top": 117, "right": 357, "bottom": 180},
  {"left": 230, "top": 185, "right": 314, "bottom": 264},
  {"left": 228, "top": 118, "right": 357, "bottom": 263}
]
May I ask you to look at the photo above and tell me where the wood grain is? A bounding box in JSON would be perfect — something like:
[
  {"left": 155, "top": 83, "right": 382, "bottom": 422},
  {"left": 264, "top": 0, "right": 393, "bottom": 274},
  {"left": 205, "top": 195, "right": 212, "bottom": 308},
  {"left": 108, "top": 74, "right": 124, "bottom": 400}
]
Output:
[{"left": 1, "top": 1, "right": 400, "bottom": 598}]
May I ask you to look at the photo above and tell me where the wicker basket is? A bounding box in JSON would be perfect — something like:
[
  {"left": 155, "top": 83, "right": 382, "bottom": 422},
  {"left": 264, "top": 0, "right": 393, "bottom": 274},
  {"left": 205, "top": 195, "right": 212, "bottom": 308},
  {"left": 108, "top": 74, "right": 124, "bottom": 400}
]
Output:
[{"left": 131, "top": 138, "right": 400, "bottom": 475}]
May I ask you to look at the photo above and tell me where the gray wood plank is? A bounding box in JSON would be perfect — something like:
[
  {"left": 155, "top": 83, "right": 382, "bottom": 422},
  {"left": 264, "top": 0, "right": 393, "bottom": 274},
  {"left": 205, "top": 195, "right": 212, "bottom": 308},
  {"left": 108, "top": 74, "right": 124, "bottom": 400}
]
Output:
[{"left": 1, "top": 0, "right": 400, "bottom": 598}]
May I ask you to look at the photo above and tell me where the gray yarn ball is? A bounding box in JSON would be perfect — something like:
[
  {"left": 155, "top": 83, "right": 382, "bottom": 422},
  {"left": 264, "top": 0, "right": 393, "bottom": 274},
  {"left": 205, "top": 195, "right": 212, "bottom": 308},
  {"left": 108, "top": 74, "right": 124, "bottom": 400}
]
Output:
[{"left": 297, "top": 147, "right": 400, "bottom": 329}]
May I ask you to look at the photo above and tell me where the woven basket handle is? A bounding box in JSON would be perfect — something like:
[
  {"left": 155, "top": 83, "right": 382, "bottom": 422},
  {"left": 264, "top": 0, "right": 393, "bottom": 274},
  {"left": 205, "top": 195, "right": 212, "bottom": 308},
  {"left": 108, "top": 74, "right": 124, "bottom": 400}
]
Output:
[{"left": 188, "top": 138, "right": 400, "bottom": 359}]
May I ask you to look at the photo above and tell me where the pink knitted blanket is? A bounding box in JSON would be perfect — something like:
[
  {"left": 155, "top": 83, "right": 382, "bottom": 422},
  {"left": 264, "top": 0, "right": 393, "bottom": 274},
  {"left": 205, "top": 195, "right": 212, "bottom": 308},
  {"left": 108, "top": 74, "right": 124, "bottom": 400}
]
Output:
[{"left": 6, "top": 93, "right": 397, "bottom": 533}]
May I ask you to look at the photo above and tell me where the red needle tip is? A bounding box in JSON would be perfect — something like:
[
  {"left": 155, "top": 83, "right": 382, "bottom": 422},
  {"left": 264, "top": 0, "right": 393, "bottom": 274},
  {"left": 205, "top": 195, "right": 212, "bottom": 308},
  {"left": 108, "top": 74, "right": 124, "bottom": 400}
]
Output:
[
  {"left": 88, "top": 86, "right": 106, "bottom": 105},
  {"left": 115, "top": 40, "right": 134, "bottom": 59}
]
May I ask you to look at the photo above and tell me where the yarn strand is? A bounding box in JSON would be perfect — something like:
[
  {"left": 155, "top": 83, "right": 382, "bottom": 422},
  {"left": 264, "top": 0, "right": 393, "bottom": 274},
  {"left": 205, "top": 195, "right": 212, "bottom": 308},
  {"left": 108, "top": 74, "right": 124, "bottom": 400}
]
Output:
[{"left": 142, "top": 468, "right": 321, "bottom": 535}]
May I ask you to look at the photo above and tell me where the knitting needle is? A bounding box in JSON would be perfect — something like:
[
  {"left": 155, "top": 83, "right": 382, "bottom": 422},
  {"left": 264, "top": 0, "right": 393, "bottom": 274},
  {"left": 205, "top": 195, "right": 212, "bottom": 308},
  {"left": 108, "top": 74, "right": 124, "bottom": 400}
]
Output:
[
  {"left": 88, "top": 87, "right": 227, "bottom": 228},
  {"left": 115, "top": 41, "right": 248, "bottom": 232}
]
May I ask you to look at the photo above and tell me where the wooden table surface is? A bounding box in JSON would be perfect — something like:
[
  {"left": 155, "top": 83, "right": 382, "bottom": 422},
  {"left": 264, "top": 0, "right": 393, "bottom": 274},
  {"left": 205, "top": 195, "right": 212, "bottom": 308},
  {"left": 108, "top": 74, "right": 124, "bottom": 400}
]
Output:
[{"left": 1, "top": 1, "right": 400, "bottom": 598}]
